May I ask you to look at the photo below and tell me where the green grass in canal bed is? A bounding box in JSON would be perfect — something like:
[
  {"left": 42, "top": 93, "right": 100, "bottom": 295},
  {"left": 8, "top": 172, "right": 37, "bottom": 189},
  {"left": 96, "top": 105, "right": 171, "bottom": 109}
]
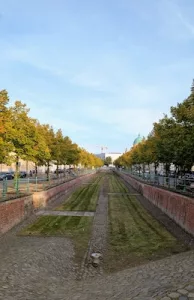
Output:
[
  {"left": 19, "top": 215, "right": 93, "bottom": 264},
  {"left": 56, "top": 174, "right": 102, "bottom": 211},
  {"left": 109, "top": 173, "right": 129, "bottom": 193},
  {"left": 105, "top": 174, "right": 188, "bottom": 273}
]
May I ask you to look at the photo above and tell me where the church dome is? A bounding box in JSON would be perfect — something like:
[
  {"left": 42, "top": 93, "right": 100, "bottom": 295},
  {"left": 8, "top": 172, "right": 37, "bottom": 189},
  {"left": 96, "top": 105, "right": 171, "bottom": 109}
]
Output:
[{"left": 133, "top": 134, "right": 143, "bottom": 146}]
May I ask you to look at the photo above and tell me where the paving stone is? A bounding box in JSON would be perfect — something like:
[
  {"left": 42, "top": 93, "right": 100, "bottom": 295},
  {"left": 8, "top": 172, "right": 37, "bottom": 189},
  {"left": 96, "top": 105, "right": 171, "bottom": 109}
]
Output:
[
  {"left": 178, "top": 296, "right": 189, "bottom": 300},
  {"left": 168, "top": 292, "right": 180, "bottom": 298},
  {"left": 185, "top": 285, "right": 194, "bottom": 292},
  {"left": 188, "top": 293, "right": 194, "bottom": 298},
  {"left": 178, "top": 289, "right": 189, "bottom": 295}
]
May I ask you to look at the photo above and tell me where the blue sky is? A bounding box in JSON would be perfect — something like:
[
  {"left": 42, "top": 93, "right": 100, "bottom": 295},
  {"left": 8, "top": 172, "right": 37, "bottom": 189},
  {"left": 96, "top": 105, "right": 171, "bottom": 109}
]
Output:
[{"left": 0, "top": 0, "right": 194, "bottom": 153}]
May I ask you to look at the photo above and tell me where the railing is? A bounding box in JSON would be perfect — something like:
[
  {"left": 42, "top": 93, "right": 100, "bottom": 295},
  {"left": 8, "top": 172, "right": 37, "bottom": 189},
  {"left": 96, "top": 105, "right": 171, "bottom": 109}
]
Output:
[
  {"left": 0, "top": 169, "right": 96, "bottom": 201},
  {"left": 119, "top": 169, "right": 194, "bottom": 197}
]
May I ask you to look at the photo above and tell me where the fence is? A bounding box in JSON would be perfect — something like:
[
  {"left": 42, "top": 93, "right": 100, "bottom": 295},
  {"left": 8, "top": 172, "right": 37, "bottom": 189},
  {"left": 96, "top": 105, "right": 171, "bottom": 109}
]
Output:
[
  {"left": 0, "top": 169, "right": 96, "bottom": 201},
  {"left": 120, "top": 169, "right": 194, "bottom": 196}
]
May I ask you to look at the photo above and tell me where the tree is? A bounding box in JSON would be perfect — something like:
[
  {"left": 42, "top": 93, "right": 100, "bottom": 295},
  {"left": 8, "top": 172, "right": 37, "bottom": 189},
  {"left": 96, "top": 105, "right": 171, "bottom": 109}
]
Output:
[
  {"left": 78, "top": 148, "right": 91, "bottom": 168},
  {"left": 62, "top": 137, "right": 80, "bottom": 167},
  {"left": 104, "top": 156, "right": 112, "bottom": 166},
  {"left": 38, "top": 124, "right": 55, "bottom": 179},
  {"left": 33, "top": 122, "right": 51, "bottom": 174},
  {"left": 0, "top": 90, "right": 13, "bottom": 163},
  {"left": 152, "top": 116, "right": 177, "bottom": 175},
  {"left": 8, "top": 101, "right": 42, "bottom": 178},
  {"left": 78, "top": 149, "right": 103, "bottom": 168},
  {"left": 52, "top": 129, "right": 65, "bottom": 176},
  {"left": 170, "top": 87, "right": 194, "bottom": 172},
  {"left": 146, "top": 134, "right": 159, "bottom": 174}
]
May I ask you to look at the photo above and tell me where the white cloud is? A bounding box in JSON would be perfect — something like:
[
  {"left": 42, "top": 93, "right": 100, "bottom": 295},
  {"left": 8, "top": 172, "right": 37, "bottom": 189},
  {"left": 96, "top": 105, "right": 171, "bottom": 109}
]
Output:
[
  {"left": 176, "top": 11, "right": 194, "bottom": 35},
  {"left": 160, "top": 0, "right": 194, "bottom": 39}
]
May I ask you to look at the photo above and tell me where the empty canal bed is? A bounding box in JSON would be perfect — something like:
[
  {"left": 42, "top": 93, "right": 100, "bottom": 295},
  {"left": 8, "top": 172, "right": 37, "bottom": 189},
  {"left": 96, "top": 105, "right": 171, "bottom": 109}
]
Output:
[
  {"left": 18, "top": 172, "right": 190, "bottom": 278},
  {"left": 0, "top": 171, "right": 194, "bottom": 300}
]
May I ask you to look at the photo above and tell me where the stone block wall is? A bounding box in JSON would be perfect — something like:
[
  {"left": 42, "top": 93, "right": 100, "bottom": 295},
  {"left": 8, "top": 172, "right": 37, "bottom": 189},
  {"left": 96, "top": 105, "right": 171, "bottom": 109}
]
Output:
[{"left": 117, "top": 171, "right": 194, "bottom": 236}]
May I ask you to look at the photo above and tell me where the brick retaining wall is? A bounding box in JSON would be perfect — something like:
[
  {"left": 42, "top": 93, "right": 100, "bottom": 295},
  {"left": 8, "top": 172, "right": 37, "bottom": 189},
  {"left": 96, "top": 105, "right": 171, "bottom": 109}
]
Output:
[
  {"left": 0, "top": 173, "right": 96, "bottom": 235},
  {"left": 117, "top": 171, "right": 194, "bottom": 236},
  {"left": 0, "top": 195, "right": 33, "bottom": 235}
]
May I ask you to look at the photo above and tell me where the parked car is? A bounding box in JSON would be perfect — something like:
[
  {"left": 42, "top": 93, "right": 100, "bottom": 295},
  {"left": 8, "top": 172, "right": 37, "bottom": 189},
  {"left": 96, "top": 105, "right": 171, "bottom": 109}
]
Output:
[
  {"left": 185, "top": 173, "right": 194, "bottom": 180},
  {"left": 54, "top": 169, "right": 64, "bottom": 174},
  {"left": 0, "top": 172, "right": 14, "bottom": 180},
  {"left": 19, "top": 171, "right": 27, "bottom": 178}
]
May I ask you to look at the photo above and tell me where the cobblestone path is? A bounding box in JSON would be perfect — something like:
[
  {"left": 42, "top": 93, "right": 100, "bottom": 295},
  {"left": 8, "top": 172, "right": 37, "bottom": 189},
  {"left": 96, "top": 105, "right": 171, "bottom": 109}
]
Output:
[{"left": 78, "top": 175, "right": 109, "bottom": 279}]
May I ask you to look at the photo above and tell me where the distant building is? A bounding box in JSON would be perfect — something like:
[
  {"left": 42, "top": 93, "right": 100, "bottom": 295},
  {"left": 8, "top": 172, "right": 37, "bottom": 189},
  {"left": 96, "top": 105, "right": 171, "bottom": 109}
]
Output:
[
  {"left": 95, "top": 152, "right": 122, "bottom": 163},
  {"left": 0, "top": 160, "right": 70, "bottom": 174},
  {"left": 133, "top": 134, "right": 143, "bottom": 146},
  {"left": 0, "top": 159, "right": 35, "bottom": 173}
]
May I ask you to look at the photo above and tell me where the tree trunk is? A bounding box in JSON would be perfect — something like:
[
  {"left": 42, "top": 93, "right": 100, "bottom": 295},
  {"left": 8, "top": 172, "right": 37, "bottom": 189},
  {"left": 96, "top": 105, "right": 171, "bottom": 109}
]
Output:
[
  {"left": 56, "top": 163, "right": 59, "bottom": 178},
  {"left": 154, "top": 163, "right": 157, "bottom": 175},
  {"left": 142, "top": 163, "right": 145, "bottom": 178},
  {"left": 26, "top": 160, "right": 29, "bottom": 175},
  {"left": 15, "top": 156, "right": 19, "bottom": 191},
  {"left": 35, "top": 164, "right": 38, "bottom": 176},
  {"left": 15, "top": 156, "right": 19, "bottom": 179},
  {"left": 165, "top": 163, "right": 170, "bottom": 177},
  {"left": 165, "top": 163, "right": 170, "bottom": 186},
  {"left": 46, "top": 161, "right": 50, "bottom": 181},
  {"left": 138, "top": 165, "right": 141, "bottom": 175}
]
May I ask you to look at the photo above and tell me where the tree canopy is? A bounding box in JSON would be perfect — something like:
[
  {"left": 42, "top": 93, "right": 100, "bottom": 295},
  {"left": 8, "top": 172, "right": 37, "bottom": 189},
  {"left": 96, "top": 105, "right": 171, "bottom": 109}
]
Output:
[
  {"left": 104, "top": 156, "right": 112, "bottom": 165},
  {"left": 0, "top": 90, "right": 103, "bottom": 172},
  {"left": 114, "top": 81, "right": 194, "bottom": 174}
]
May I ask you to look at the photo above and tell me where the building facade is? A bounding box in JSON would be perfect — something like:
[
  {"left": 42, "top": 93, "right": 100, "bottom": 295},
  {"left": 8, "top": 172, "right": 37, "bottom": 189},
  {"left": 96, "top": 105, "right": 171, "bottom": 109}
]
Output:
[{"left": 95, "top": 152, "right": 122, "bottom": 163}]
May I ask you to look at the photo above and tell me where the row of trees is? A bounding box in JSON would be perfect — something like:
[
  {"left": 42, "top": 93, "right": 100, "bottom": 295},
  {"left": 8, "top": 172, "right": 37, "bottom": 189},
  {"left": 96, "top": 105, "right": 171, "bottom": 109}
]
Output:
[
  {"left": 115, "top": 81, "right": 194, "bottom": 175},
  {"left": 0, "top": 90, "right": 103, "bottom": 177}
]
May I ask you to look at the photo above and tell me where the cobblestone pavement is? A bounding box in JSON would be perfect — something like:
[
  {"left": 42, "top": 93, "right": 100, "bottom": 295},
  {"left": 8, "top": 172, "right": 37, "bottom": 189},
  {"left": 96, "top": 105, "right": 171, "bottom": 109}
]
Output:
[
  {"left": 36, "top": 210, "right": 94, "bottom": 217},
  {"left": 158, "top": 282, "right": 194, "bottom": 299},
  {"left": 0, "top": 214, "right": 77, "bottom": 300}
]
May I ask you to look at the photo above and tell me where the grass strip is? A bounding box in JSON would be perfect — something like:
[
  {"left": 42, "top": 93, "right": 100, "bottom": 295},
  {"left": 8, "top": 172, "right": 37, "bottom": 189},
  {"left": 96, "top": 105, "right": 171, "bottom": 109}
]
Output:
[{"left": 56, "top": 174, "right": 102, "bottom": 211}]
